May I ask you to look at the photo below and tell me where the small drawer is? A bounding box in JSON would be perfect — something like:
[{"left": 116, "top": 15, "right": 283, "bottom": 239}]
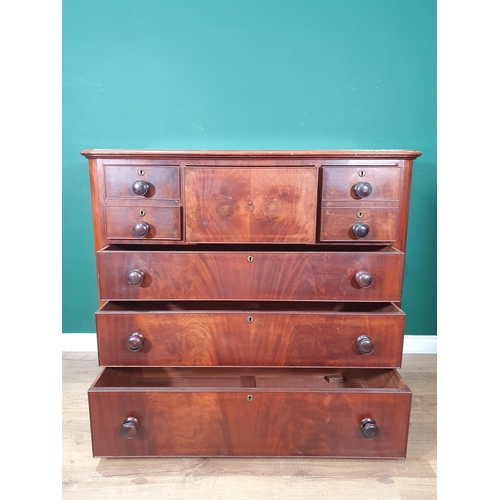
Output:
[
  {"left": 95, "top": 301, "right": 405, "bottom": 368},
  {"left": 88, "top": 367, "right": 412, "bottom": 458},
  {"left": 104, "top": 164, "right": 180, "bottom": 201},
  {"left": 96, "top": 245, "right": 405, "bottom": 302},
  {"left": 320, "top": 207, "right": 399, "bottom": 242},
  {"left": 105, "top": 206, "right": 181, "bottom": 240},
  {"left": 322, "top": 166, "right": 401, "bottom": 202}
]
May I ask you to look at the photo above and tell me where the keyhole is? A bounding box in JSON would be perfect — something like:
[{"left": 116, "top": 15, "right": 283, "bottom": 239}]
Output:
[
  {"left": 138, "top": 169, "right": 145, "bottom": 176},
  {"left": 247, "top": 256, "right": 254, "bottom": 263},
  {"left": 247, "top": 316, "right": 254, "bottom": 323},
  {"left": 358, "top": 170, "right": 366, "bottom": 177},
  {"left": 246, "top": 395, "right": 253, "bottom": 402}
]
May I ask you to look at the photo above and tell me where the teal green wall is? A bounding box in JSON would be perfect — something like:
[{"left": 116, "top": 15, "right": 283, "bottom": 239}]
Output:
[{"left": 63, "top": 0, "right": 436, "bottom": 335}]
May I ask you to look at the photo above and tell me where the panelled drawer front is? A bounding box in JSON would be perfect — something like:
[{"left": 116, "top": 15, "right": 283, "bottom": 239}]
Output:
[
  {"left": 184, "top": 167, "right": 318, "bottom": 243},
  {"left": 96, "top": 303, "right": 405, "bottom": 368},
  {"left": 322, "top": 166, "right": 401, "bottom": 201},
  {"left": 97, "top": 248, "right": 404, "bottom": 302},
  {"left": 104, "top": 165, "right": 180, "bottom": 200},
  {"left": 88, "top": 367, "right": 412, "bottom": 458},
  {"left": 320, "top": 207, "right": 399, "bottom": 242},
  {"left": 105, "top": 206, "right": 181, "bottom": 240}
]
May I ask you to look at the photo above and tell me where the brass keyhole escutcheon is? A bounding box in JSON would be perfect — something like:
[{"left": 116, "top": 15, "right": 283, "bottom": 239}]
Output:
[
  {"left": 138, "top": 169, "right": 145, "bottom": 176},
  {"left": 139, "top": 209, "right": 146, "bottom": 217},
  {"left": 246, "top": 395, "right": 253, "bottom": 402},
  {"left": 358, "top": 170, "right": 366, "bottom": 177},
  {"left": 246, "top": 201, "right": 255, "bottom": 212},
  {"left": 247, "top": 316, "right": 254, "bottom": 323},
  {"left": 357, "top": 211, "right": 364, "bottom": 218},
  {"left": 247, "top": 256, "right": 254, "bottom": 263}
]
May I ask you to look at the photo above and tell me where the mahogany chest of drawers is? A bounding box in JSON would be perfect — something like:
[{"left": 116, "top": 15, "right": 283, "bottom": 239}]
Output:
[{"left": 82, "top": 149, "right": 421, "bottom": 459}]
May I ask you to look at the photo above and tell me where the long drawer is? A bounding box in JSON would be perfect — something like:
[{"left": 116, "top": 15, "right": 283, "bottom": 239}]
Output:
[
  {"left": 96, "top": 301, "right": 405, "bottom": 368},
  {"left": 96, "top": 245, "right": 404, "bottom": 301},
  {"left": 88, "top": 367, "right": 412, "bottom": 458}
]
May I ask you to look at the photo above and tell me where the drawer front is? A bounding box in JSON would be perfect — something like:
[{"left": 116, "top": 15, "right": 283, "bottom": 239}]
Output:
[
  {"left": 96, "top": 305, "right": 405, "bottom": 367},
  {"left": 320, "top": 207, "right": 399, "bottom": 242},
  {"left": 97, "top": 249, "right": 404, "bottom": 302},
  {"left": 322, "top": 166, "right": 401, "bottom": 201},
  {"left": 105, "top": 206, "right": 181, "bottom": 240},
  {"left": 104, "top": 165, "right": 180, "bottom": 200},
  {"left": 88, "top": 368, "right": 412, "bottom": 458},
  {"left": 185, "top": 167, "right": 318, "bottom": 243}
]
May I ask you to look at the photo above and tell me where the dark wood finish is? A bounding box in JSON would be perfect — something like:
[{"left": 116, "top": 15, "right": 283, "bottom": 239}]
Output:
[
  {"left": 320, "top": 207, "right": 399, "bottom": 242},
  {"left": 104, "top": 164, "right": 180, "bottom": 200},
  {"left": 81, "top": 149, "right": 421, "bottom": 459},
  {"left": 96, "top": 246, "right": 404, "bottom": 302},
  {"left": 88, "top": 367, "right": 412, "bottom": 458},
  {"left": 105, "top": 206, "right": 181, "bottom": 240},
  {"left": 95, "top": 301, "right": 405, "bottom": 368},
  {"left": 184, "top": 167, "right": 317, "bottom": 243},
  {"left": 322, "top": 166, "right": 401, "bottom": 202},
  {"left": 82, "top": 150, "right": 420, "bottom": 249}
]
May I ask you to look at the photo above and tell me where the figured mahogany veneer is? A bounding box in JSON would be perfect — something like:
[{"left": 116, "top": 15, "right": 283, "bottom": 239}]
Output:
[
  {"left": 97, "top": 245, "right": 404, "bottom": 302},
  {"left": 95, "top": 302, "right": 405, "bottom": 368},
  {"left": 88, "top": 367, "right": 411, "bottom": 458},
  {"left": 184, "top": 167, "right": 318, "bottom": 243},
  {"left": 82, "top": 149, "right": 421, "bottom": 459}
]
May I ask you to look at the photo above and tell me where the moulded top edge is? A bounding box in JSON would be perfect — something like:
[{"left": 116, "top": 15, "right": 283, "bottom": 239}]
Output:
[{"left": 80, "top": 149, "right": 422, "bottom": 160}]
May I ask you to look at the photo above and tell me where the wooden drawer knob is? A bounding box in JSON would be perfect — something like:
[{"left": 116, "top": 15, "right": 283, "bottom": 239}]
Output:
[
  {"left": 132, "top": 180, "right": 150, "bottom": 196},
  {"left": 132, "top": 221, "right": 150, "bottom": 237},
  {"left": 355, "top": 271, "right": 373, "bottom": 288},
  {"left": 356, "top": 335, "right": 375, "bottom": 354},
  {"left": 352, "top": 222, "right": 370, "bottom": 238},
  {"left": 120, "top": 417, "right": 139, "bottom": 439},
  {"left": 127, "top": 332, "right": 144, "bottom": 352},
  {"left": 360, "top": 418, "right": 379, "bottom": 439},
  {"left": 127, "top": 269, "right": 145, "bottom": 286},
  {"left": 353, "top": 182, "right": 372, "bottom": 198}
]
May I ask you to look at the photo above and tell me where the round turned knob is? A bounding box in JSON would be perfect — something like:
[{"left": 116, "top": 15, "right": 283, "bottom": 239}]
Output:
[
  {"left": 132, "top": 180, "right": 150, "bottom": 196},
  {"left": 357, "top": 335, "right": 375, "bottom": 354},
  {"left": 127, "top": 332, "right": 144, "bottom": 352},
  {"left": 127, "top": 269, "right": 145, "bottom": 286},
  {"left": 353, "top": 182, "right": 372, "bottom": 198},
  {"left": 352, "top": 222, "right": 370, "bottom": 238},
  {"left": 120, "top": 417, "right": 139, "bottom": 439},
  {"left": 355, "top": 271, "right": 373, "bottom": 288},
  {"left": 132, "top": 221, "right": 150, "bottom": 237},
  {"left": 360, "top": 417, "right": 379, "bottom": 439}
]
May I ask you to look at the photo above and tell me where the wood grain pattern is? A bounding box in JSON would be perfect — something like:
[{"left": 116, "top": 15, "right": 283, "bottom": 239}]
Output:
[
  {"left": 104, "top": 163, "right": 180, "bottom": 200},
  {"left": 63, "top": 352, "right": 436, "bottom": 500},
  {"left": 88, "top": 367, "right": 411, "bottom": 458},
  {"left": 83, "top": 150, "right": 420, "bottom": 249},
  {"left": 184, "top": 167, "right": 317, "bottom": 243},
  {"left": 105, "top": 206, "right": 181, "bottom": 240},
  {"left": 322, "top": 166, "right": 401, "bottom": 202},
  {"left": 96, "top": 246, "right": 405, "bottom": 302},
  {"left": 95, "top": 302, "right": 405, "bottom": 368},
  {"left": 320, "top": 207, "right": 399, "bottom": 242}
]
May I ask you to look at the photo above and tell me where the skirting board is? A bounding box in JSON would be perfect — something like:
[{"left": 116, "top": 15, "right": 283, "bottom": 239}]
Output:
[{"left": 62, "top": 334, "right": 437, "bottom": 354}]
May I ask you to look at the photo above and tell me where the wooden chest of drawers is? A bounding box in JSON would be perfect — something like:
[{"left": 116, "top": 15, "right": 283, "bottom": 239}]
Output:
[{"left": 82, "top": 149, "right": 421, "bottom": 459}]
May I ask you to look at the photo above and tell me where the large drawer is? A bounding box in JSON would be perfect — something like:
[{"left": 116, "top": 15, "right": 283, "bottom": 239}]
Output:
[
  {"left": 88, "top": 367, "right": 412, "bottom": 458},
  {"left": 96, "top": 245, "right": 404, "bottom": 302},
  {"left": 96, "top": 301, "right": 405, "bottom": 368}
]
